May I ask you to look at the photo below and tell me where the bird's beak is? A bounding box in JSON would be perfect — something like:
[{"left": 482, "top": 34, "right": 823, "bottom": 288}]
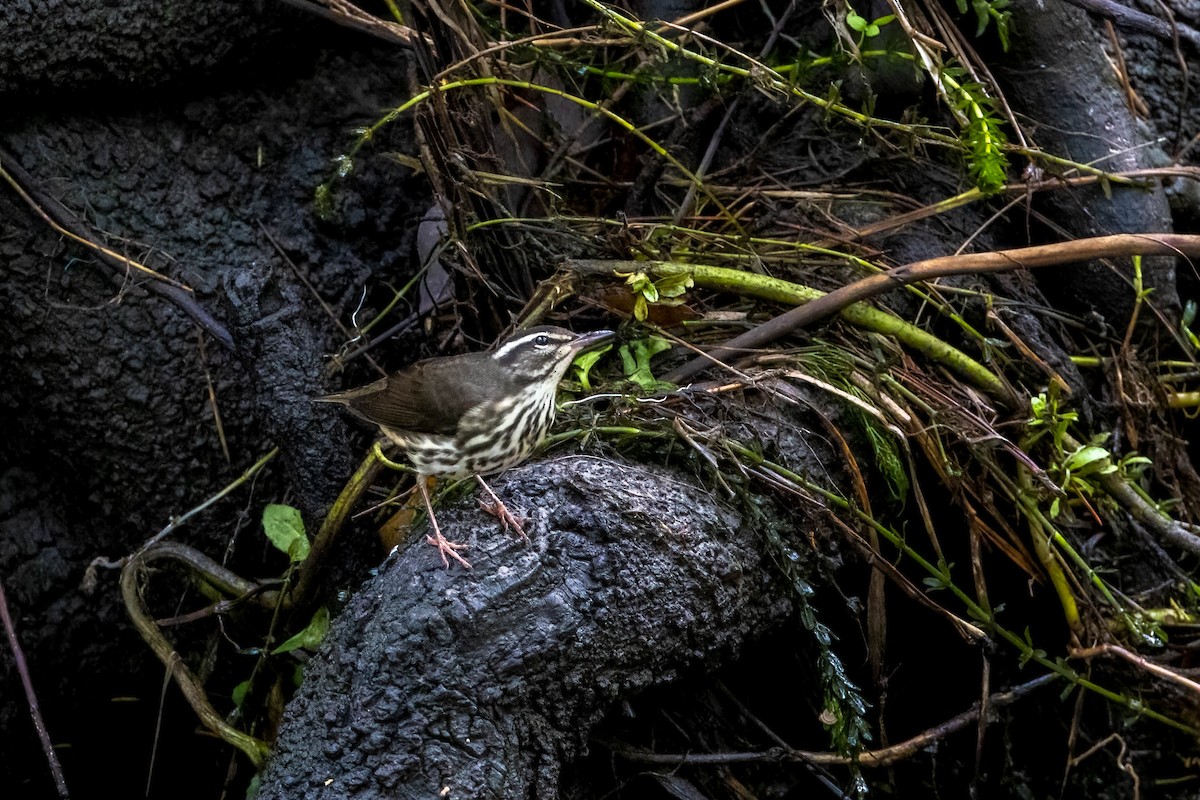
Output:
[{"left": 570, "top": 329, "right": 616, "bottom": 352}]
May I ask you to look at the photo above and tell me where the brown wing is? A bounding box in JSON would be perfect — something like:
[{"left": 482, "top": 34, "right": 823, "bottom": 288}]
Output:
[{"left": 321, "top": 352, "right": 506, "bottom": 436}]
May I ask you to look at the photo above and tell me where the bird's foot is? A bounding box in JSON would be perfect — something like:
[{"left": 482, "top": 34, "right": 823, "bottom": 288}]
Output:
[
  {"left": 415, "top": 477, "right": 470, "bottom": 569},
  {"left": 427, "top": 529, "right": 472, "bottom": 570},
  {"left": 475, "top": 476, "right": 529, "bottom": 543},
  {"left": 477, "top": 495, "right": 529, "bottom": 543}
]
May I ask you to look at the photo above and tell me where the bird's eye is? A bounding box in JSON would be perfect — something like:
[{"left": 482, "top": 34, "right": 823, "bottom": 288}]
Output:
[{"left": 534, "top": 334, "right": 550, "bottom": 346}]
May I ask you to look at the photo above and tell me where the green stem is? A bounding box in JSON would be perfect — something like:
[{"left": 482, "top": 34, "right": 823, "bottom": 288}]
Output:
[
  {"left": 140, "top": 448, "right": 279, "bottom": 551},
  {"left": 568, "top": 258, "right": 1006, "bottom": 398},
  {"left": 289, "top": 446, "right": 386, "bottom": 608},
  {"left": 1016, "top": 468, "right": 1082, "bottom": 634},
  {"left": 723, "top": 441, "right": 1198, "bottom": 734}
]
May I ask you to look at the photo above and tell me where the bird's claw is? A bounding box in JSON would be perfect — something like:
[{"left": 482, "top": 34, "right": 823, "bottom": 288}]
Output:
[
  {"left": 427, "top": 530, "right": 472, "bottom": 570},
  {"left": 477, "top": 496, "right": 530, "bottom": 544}
]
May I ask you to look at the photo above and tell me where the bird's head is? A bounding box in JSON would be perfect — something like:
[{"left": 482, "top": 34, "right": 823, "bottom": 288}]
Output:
[{"left": 491, "top": 325, "right": 614, "bottom": 384}]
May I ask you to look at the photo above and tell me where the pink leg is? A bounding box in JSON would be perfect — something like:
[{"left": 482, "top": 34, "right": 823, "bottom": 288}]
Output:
[
  {"left": 475, "top": 476, "right": 529, "bottom": 544},
  {"left": 418, "top": 478, "right": 471, "bottom": 569}
]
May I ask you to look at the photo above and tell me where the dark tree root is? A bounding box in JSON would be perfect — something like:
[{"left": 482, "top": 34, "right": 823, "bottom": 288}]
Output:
[
  {"left": 256, "top": 457, "right": 799, "bottom": 799},
  {"left": 1003, "top": 0, "right": 1180, "bottom": 323}
]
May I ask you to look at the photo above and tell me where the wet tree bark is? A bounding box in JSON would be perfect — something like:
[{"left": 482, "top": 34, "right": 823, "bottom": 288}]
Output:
[
  {"left": 2, "top": 1, "right": 1197, "bottom": 798},
  {"left": 257, "top": 458, "right": 798, "bottom": 799}
]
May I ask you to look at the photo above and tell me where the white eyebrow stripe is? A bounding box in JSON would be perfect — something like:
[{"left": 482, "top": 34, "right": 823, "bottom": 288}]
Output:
[
  {"left": 492, "top": 331, "right": 571, "bottom": 361},
  {"left": 493, "top": 334, "right": 538, "bottom": 361}
]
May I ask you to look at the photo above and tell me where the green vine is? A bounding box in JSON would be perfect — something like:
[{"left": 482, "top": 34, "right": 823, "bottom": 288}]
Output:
[
  {"left": 955, "top": 0, "right": 1014, "bottom": 49},
  {"left": 942, "top": 65, "right": 1009, "bottom": 194}
]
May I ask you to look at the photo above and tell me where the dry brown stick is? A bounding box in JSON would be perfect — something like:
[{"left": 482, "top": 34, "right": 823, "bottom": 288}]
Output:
[
  {"left": 663, "top": 233, "right": 1200, "bottom": 385},
  {"left": 608, "top": 673, "right": 1056, "bottom": 768},
  {"left": 685, "top": 168, "right": 1200, "bottom": 242},
  {"left": 275, "top": 0, "right": 423, "bottom": 45},
  {"left": 1060, "top": 0, "right": 1200, "bottom": 50},
  {"left": 0, "top": 146, "right": 236, "bottom": 351},
  {"left": 1071, "top": 643, "right": 1200, "bottom": 697},
  {"left": 0, "top": 155, "right": 190, "bottom": 293},
  {"left": 1104, "top": 20, "right": 1151, "bottom": 118}
]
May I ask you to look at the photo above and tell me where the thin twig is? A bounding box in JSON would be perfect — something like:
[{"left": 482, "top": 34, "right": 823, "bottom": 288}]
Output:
[
  {"left": 197, "top": 332, "right": 231, "bottom": 463},
  {"left": 1071, "top": 643, "right": 1200, "bottom": 697},
  {"left": 1059, "top": 0, "right": 1200, "bottom": 50},
  {"left": 0, "top": 147, "right": 236, "bottom": 351},
  {"left": 120, "top": 544, "right": 273, "bottom": 766},
  {"left": 673, "top": 0, "right": 800, "bottom": 224},
  {"left": 275, "top": 0, "right": 423, "bottom": 45},
  {"left": 607, "top": 673, "right": 1056, "bottom": 768},
  {"left": 1059, "top": 431, "right": 1200, "bottom": 556},
  {"left": 0, "top": 579, "right": 70, "bottom": 798},
  {"left": 258, "top": 221, "right": 386, "bottom": 376}
]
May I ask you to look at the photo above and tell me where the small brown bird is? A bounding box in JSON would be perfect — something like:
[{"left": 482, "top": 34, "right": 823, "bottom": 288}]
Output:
[{"left": 318, "top": 325, "right": 614, "bottom": 568}]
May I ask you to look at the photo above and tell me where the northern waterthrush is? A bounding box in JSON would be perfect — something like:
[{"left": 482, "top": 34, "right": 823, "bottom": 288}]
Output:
[{"left": 319, "top": 325, "right": 614, "bottom": 568}]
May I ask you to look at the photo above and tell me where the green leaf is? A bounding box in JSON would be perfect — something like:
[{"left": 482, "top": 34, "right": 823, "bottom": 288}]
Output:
[
  {"left": 846, "top": 11, "right": 868, "bottom": 31},
  {"left": 262, "top": 504, "right": 310, "bottom": 563},
  {"left": 1030, "top": 393, "right": 1046, "bottom": 418},
  {"left": 620, "top": 336, "right": 675, "bottom": 392},
  {"left": 272, "top": 606, "right": 330, "bottom": 655},
  {"left": 655, "top": 272, "right": 693, "bottom": 298},
  {"left": 622, "top": 271, "right": 653, "bottom": 299},
  {"left": 571, "top": 345, "right": 612, "bottom": 391},
  {"left": 1064, "top": 446, "right": 1110, "bottom": 472},
  {"left": 232, "top": 679, "right": 251, "bottom": 710},
  {"left": 1183, "top": 299, "right": 1198, "bottom": 328},
  {"left": 972, "top": 0, "right": 990, "bottom": 36}
]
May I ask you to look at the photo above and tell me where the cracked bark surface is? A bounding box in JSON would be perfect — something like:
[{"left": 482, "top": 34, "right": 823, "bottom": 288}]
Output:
[
  {"left": 0, "top": 9, "right": 428, "bottom": 794},
  {"left": 257, "top": 457, "right": 800, "bottom": 799},
  {"left": 3, "top": 1, "right": 1198, "bottom": 797}
]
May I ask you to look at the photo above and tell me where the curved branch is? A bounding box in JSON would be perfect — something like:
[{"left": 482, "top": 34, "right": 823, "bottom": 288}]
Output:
[
  {"left": 656, "top": 233, "right": 1200, "bottom": 389},
  {"left": 1059, "top": 0, "right": 1200, "bottom": 50},
  {"left": 120, "top": 542, "right": 275, "bottom": 766}
]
